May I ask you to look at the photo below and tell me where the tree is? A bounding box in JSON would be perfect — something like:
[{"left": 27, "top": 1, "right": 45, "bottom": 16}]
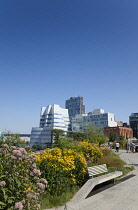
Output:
[
  {"left": 119, "top": 134, "right": 125, "bottom": 141},
  {"left": 119, "top": 134, "right": 125, "bottom": 148},
  {"left": 86, "top": 125, "right": 108, "bottom": 145},
  {"left": 32, "top": 144, "right": 43, "bottom": 150},
  {"left": 2, "top": 131, "right": 24, "bottom": 147},
  {"left": 108, "top": 132, "right": 117, "bottom": 142},
  {"left": 51, "top": 129, "right": 65, "bottom": 146},
  {"left": 69, "top": 131, "right": 87, "bottom": 142}
]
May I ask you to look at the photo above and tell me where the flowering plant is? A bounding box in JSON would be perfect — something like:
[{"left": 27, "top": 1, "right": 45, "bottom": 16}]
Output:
[
  {"left": 36, "top": 148, "right": 87, "bottom": 195},
  {"left": 75, "top": 142, "right": 103, "bottom": 163},
  {"left": 0, "top": 144, "right": 47, "bottom": 210}
]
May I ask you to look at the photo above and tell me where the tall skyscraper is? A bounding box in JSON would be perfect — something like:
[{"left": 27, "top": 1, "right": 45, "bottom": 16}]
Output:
[{"left": 65, "top": 96, "right": 85, "bottom": 119}]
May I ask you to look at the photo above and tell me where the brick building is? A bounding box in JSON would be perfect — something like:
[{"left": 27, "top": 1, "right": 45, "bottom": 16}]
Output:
[{"left": 104, "top": 126, "right": 133, "bottom": 139}]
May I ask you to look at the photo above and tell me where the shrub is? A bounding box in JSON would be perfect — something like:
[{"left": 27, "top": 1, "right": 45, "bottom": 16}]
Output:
[
  {"left": 75, "top": 142, "right": 103, "bottom": 163},
  {"left": 0, "top": 144, "right": 47, "bottom": 210},
  {"left": 36, "top": 148, "right": 87, "bottom": 196},
  {"left": 97, "top": 148, "right": 125, "bottom": 168}
]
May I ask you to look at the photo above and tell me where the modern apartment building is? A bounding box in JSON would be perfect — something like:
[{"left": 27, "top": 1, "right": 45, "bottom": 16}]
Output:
[
  {"left": 72, "top": 109, "right": 117, "bottom": 132},
  {"left": 30, "top": 104, "right": 70, "bottom": 147},
  {"left": 129, "top": 113, "right": 138, "bottom": 139},
  {"left": 65, "top": 96, "right": 85, "bottom": 120}
]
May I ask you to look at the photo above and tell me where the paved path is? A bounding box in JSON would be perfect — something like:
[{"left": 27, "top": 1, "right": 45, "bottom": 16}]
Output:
[{"left": 45, "top": 150, "right": 138, "bottom": 210}]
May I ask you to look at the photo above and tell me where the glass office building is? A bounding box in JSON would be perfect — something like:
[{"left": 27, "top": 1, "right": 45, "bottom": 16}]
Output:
[
  {"left": 129, "top": 113, "right": 138, "bottom": 139},
  {"left": 65, "top": 96, "right": 85, "bottom": 120}
]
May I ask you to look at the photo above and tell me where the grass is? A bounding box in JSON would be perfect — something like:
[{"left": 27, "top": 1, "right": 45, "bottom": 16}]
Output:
[
  {"left": 40, "top": 148, "right": 135, "bottom": 209},
  {"left": 40, "top": 185, "right": 80, "bottom": 209},
  {"left": 96, "top": 148, "right": 135, "bottom": 176}
]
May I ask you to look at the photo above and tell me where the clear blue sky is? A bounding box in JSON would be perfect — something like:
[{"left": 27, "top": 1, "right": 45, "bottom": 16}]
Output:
[{"left": 0, "top": 0, "right": 138, "bottom": 133}]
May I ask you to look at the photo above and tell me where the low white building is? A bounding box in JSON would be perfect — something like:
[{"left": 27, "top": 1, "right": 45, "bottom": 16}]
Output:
[
  {"left": 30, "top": 104, "right": 70, "bottom": 147},
  {"left": 72, "top": 109, "right": 117, "bottom": 132}
]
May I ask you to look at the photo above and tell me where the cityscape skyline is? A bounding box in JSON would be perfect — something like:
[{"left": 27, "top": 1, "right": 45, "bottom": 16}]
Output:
[{"left": 0, "top": 1, "right": 138, "bottom": 133}]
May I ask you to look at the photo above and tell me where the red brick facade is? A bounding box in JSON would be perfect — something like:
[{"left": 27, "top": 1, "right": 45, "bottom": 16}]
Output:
[{"left": 104, "top": 126, "right": 133, "bottom": 139}]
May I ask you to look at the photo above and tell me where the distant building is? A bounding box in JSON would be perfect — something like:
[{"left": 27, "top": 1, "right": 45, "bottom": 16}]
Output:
[
  {"left": 72, "top": 109, "right": 117, "bottom": 132},
  {"left": 104, "top": 126, "right": 133, "bottom": 139},
  {"left": 129, "top": 113, "right": 138, "bottom": 139},
  {"left": 19, "top": 134, "right": 30, "bottom": 143},
  {"left": 0, "top": 130, "right": 3, "bottom": 140},
  {"left": 30, "top": 104, "right": 70, "bottom": 147},
  {"left": 65, "top": 96, "right": 85, "bottom": 120},
  {"left": 19, "top": 134, "right": 31, "bottom": 138}
]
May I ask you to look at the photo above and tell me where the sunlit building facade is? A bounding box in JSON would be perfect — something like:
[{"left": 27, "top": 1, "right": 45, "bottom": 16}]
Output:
[
  {"left": 30, "top": 104, "right": 70, "bottom": 147},
  {"left": 72, "top": 109, "right": 117, "bottom": 132}
]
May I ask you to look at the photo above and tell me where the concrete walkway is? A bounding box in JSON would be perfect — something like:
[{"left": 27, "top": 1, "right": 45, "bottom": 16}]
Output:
[{"left": 45, "top": 150, "right": 138, "bottom": 210}]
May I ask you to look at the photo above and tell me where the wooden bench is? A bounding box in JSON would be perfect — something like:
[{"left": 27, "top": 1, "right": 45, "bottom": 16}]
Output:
[
  {"left": 87, "top": 164, "right": 122, "bottom": 183},
  {"left": 87, "top": 164, "right": 108, "bottom": 178},
  {"left": 71, "top": 164, "right": 123, "bottom": 203}
]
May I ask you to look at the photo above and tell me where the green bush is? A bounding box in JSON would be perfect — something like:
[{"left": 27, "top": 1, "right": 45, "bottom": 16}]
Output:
[
  {"left": 97, "top": 149, "right": 125, "bottom": 168},
  {"left": 36, "top": 148, "right": 87, "bottom": 196}
]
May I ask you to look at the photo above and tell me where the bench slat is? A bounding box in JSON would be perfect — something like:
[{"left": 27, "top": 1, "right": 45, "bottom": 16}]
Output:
[{"left": 87, "top": 164, "right": 108, "bottom": 177}]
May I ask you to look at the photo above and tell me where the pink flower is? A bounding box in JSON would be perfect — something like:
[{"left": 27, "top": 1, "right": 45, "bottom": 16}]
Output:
[
  {"left": 33, "top": 169, "right": 41, "bottom": 176},
  {"left": 32, "top": 194, "right": 37, "bottom": 200},
  {"left": 27, "top": 193, "right": 33, "bottom": 198},
  {"left": 13, "top": 150, "right": 22, "bottom": 157},
  {"left": 36, "top": 204, "right": 40, "bottom": 209},
  {"left": 11, "top": 146, "right": 16, "bottom": 149},
  {"left": 34, "top": 204, "right": 41, "bottom": 210},
  {"left": 37, "top": 183, "right": 45, "bottom": 189},
  {"left": 41, "top": 178, "right": 48, "bottom": 185},
  {"left": 21, "top": 200, "right": 25, "bottom": 204},
  {"left": 14, "top": 202, "right": 23, "bottom": 210},
  {"left": 30, "top": 172, "right": 33, "bottom": 176},
  {"left": 0, "top": 181, "right": 6, "bottom": 187},
  {"left": 34, "top": 176, "right": 38, "bottom": 180},
  {"left": 28, "top": 154, "right": 36, "bottom": 160},
  {"left": 10, "top": 155, "right": 16, "bottom": 160},
  {"left": 32, "top": 163, "right": 36, "bottom": 168},
  {"left": 2, "top": 144, "right": 9, "bottom": 148},
  {"left": 19, "top": 148, "right": 27, "bottom": 155}
]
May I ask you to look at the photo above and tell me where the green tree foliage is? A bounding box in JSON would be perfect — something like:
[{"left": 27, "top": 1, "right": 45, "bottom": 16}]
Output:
[
  {"left": 86, "top": 125, "right": 108, "bottom": 145},
  {"left": 108, "top": 132, "right": 117, "bottom": 142},
  {"left": 0, "top": 131, "right": 29, "bottom": 149},
  {"left": 69, "top": 131, "right": 87, "bottom": 142},
  {"left": 32, "top": 145, "right": 44, "bottom": 150},
  {"left": 118, "top": 134, "right": 126, "bottom": 148},
  {"left": 51, "top": 129, "right": 65, "bottom": 146},
  {"left": 119, "top": 134, "right": 125, "bottom": 141}
]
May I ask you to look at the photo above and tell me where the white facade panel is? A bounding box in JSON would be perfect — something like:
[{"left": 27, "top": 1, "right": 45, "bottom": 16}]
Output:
[
  {"left": 72, "top": 109, "right": 117, "bottom": 132},
  {"left": 30, "top": 104, "right": 70, "bottom": 147}
]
